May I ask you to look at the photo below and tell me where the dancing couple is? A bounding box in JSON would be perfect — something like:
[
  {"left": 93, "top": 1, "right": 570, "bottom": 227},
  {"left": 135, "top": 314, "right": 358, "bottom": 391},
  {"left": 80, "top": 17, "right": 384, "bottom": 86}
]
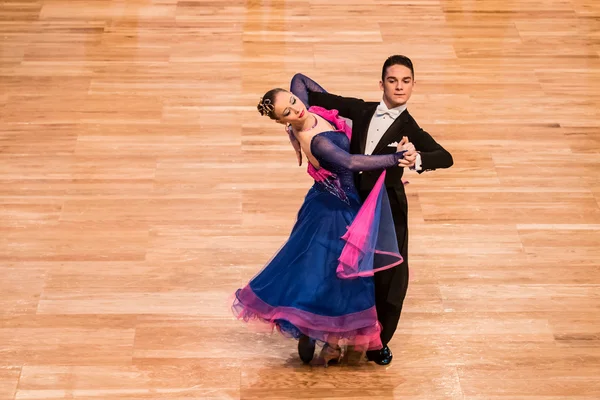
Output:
[{"left": 232, "top": 55, "right": 453, "bottom": 366}]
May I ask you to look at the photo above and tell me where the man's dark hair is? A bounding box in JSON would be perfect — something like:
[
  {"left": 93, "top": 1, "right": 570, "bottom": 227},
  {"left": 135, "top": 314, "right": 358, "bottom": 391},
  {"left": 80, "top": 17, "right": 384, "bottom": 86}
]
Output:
[{"left": 381, "top": 55, "right": 414, "bottom": 81}]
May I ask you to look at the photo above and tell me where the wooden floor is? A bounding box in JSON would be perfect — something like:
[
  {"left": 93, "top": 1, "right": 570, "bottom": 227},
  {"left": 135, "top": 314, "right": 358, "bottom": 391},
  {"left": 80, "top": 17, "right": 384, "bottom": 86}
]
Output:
[{"left": 1, "top": 0, "right": 600, "bottom": 399}]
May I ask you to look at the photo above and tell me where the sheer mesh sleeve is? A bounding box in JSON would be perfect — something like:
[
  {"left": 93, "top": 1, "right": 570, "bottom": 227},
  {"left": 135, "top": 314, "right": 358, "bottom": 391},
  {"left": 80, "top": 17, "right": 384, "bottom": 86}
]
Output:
[
  {"left": 290, "top": 73, "right": 327, "bottom": 106},
  {"left": 311, "top": 134, "right": 405, "bottom": 172}
]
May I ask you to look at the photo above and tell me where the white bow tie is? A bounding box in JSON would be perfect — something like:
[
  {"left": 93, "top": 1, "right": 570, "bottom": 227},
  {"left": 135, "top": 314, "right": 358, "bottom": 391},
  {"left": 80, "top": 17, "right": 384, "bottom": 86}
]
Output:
[{"left": 375, "top": 104, "right": 401, "bottom": 119}]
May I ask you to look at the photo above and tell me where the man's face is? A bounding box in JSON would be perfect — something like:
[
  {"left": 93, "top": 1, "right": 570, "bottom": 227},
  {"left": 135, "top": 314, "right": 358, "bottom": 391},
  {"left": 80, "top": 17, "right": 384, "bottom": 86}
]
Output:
[{"left": 380, "top": 64, "right": 414, "bottom": 109}]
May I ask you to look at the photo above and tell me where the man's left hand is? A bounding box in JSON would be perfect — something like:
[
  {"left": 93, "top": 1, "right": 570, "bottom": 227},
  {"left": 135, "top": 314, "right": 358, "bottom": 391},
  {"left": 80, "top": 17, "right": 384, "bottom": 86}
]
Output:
[{"left": 399, "top": 150, "right": 417, "bottom": 168}]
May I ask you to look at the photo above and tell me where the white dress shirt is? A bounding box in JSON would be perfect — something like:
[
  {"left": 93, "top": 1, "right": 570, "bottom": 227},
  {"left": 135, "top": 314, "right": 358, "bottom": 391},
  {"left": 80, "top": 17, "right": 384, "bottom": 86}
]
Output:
[{"left": 364, "top": 101, "right": 422, "bottom": 171}]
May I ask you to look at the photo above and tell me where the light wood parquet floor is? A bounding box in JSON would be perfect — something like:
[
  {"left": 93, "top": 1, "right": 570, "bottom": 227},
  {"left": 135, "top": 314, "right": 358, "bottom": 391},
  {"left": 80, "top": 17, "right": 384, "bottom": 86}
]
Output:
[{"left": 1, "top": 0, "right": 599, "bottom": 399}]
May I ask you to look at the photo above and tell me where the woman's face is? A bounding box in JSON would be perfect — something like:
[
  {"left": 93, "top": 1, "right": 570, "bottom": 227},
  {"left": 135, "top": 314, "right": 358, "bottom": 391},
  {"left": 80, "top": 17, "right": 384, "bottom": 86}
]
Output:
[{"left": 272, "top": 91, "right": 309, "bottom": 125}]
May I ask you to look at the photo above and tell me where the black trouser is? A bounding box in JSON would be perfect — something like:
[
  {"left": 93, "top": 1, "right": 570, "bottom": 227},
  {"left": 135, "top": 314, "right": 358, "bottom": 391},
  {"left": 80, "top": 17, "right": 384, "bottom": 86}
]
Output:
[{"left": 362, "top": 187, "right": 410, "bottom": 347}]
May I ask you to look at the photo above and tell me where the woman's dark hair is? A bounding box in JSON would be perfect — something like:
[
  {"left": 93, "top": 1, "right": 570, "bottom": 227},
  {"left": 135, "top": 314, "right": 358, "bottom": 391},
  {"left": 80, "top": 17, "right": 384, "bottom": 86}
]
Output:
[{"left": 257, "top": 88, "right": 287, "bottom": 120}]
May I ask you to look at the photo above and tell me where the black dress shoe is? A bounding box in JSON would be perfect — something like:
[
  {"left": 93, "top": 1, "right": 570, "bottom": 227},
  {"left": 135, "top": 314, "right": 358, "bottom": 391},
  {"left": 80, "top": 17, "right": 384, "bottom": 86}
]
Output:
[
  {"left": 366, "top": 345, "right": 393, "bottom": 365},
  {"left": 298, "top": 335, "right": 316, "bottom": 364}
]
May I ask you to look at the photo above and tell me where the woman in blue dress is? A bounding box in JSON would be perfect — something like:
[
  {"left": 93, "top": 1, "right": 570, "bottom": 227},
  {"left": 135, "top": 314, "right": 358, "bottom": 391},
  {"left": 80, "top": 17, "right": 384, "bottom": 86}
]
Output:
[{"left": 231, "top": 79, "right": 411, "bottom": 366}]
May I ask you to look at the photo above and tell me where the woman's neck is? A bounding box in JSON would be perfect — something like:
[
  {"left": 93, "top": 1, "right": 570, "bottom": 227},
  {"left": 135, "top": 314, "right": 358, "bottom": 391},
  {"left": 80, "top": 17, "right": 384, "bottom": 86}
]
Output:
[{"left": 291, "top": 113, "right": 317, "bottom": 133}]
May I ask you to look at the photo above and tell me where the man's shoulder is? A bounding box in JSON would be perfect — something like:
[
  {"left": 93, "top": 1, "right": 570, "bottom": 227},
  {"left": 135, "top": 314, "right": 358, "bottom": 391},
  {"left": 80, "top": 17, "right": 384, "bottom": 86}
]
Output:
[
  {"left": 401, "top": 109, "right": 421, "bottom": 128},
  {"left": 341, "top": 97, "right": 378, "bottom": 107},
  {"left": 355, "top": 100, "right": 378, "bottom": 112}
]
